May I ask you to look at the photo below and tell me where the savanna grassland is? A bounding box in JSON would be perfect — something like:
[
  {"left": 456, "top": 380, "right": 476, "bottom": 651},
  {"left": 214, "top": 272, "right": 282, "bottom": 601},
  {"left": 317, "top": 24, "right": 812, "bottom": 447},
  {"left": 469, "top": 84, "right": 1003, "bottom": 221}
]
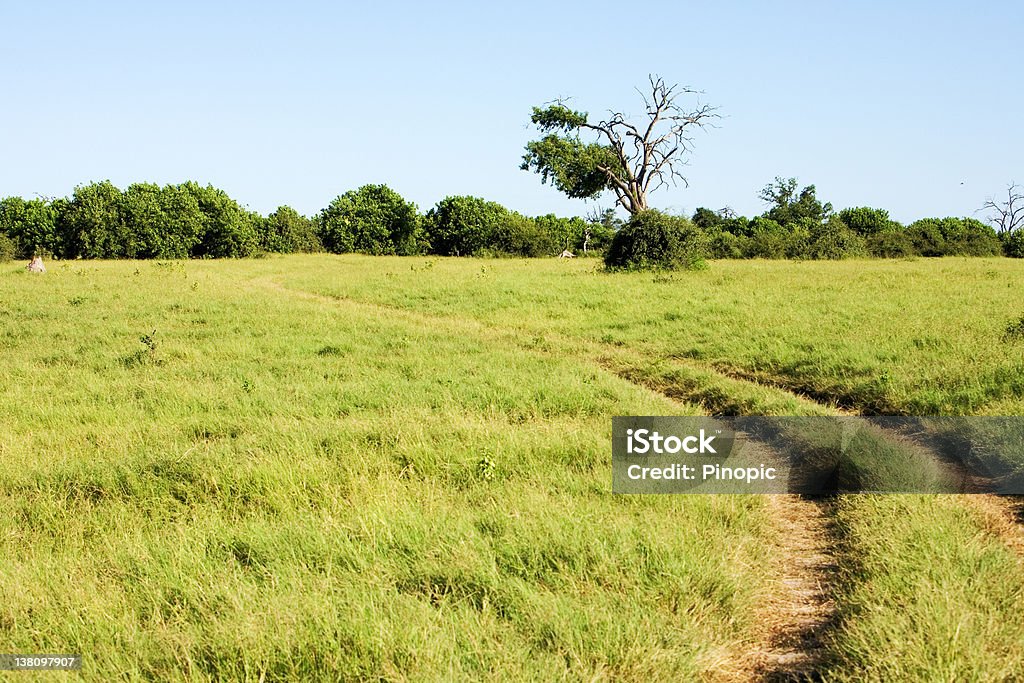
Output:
[{"left": 2, "top": 255, "right": 1024, "bottom": 682}]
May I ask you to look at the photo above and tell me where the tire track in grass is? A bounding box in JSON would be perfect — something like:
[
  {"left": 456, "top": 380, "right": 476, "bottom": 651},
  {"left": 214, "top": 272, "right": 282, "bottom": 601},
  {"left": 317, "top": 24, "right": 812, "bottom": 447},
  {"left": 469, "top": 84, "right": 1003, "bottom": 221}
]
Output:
[
  {"left": 254, "top": 276, "right": 1024, "bottom": 678},
  {"left": 750, "top": 493, "right": 837, "bottom": 682},
  {"left": 595, "top": 362, "right": 841, "bottom": 681},
  {"left": 251, "top": 276, "right": 841, "bottom": 681}
]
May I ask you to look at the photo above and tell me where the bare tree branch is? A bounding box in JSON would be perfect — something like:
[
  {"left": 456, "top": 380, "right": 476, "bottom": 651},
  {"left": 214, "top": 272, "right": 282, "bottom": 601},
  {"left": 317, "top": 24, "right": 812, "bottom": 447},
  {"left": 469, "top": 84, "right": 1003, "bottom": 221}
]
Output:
[{"left": 980, "top": 183, "right": 1024, "bottom": 235}]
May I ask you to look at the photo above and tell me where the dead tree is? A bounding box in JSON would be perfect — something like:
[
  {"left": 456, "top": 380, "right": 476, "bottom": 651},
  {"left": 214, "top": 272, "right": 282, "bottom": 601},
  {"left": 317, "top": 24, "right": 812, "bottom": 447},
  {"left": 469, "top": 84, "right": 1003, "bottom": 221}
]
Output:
[
  {"left": 980, "top": 183, "right": 1024, "bottom": 235},
  {"left": 523, "top": 75, "right": 719, "bottom": 215}
]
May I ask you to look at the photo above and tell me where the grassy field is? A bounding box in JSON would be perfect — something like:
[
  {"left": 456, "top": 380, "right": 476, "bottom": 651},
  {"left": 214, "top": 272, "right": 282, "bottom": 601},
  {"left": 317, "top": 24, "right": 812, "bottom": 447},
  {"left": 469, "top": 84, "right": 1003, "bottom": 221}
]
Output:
[{"left": 2, "top": 255, "right": 1024, "bottom": 681}]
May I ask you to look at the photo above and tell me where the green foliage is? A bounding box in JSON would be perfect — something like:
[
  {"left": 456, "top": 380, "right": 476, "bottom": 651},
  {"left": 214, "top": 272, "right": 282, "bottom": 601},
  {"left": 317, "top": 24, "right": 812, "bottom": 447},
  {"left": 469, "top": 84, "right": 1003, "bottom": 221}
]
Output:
[
  {"left": 62, "top": 181, "right": 129, "bottom": 258},
  {"left": 867, "top": 230, "right": 916, "bottom": 258},
  {"left": 708, "top": 230, "right": 744, "bottom": 259},
  {"left": 496, "top": 213, "right": 559, "bottom": 257},
  {"left": 521, "top": 105, "right": 622, "bottom": 202},
  {"left": 183, "top": 182, "right": 260, "bottom": 258},
  {"left": 0, "top": 196, "right": 60, "bottom": 258},
  {"left": 907, "top": 217, "right": 1001, "bottom": 257},
  {"left": 121, "top": 183, "right": 205, "bottom": 258},
  {"left": 807, "top": 216, "right": 868, "bottom": 260},
  {"left": 1001, "top": 231, "right": 1024, "bottom": 258},
  {"left": 743, "top": 217, "right": 790, "bottom": 259},
  {"left": 260, "top": 206, "right": 322, "bottom": 254},
  {"left": 604, "top": 210, "right": 708, "bottom": 271},
  {"left": 838, "top": 206, "right": 902, "bottom": 236},
  {"left": 759, "top": 177, "right": 833, "bottom": 226},
  {"left": 0, "top": 232, "right": 14, "bottom": 261},
  {"left": 318, "top": 184, "right": 420, "bottom": 255},
  {"left": 521, "top": 134, "right": 620, "bottom": 201},
  {"left": 424, "top": 196, "right": 510, "bottom": 256}
]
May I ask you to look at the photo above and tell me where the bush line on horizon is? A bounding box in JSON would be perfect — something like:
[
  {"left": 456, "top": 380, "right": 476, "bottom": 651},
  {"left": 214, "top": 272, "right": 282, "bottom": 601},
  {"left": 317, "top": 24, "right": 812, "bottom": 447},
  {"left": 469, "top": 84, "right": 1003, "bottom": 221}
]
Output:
[{"left": 1, "top": 178, "right": 1020, "bottom": 266}]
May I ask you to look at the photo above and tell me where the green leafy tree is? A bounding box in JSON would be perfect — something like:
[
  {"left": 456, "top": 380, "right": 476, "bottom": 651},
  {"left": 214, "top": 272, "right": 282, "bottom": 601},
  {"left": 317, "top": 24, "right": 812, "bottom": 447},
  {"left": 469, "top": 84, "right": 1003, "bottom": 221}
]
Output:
[
  {"left": 808, "top": 216, "right": 868, "bottom": 259},
  {"left": 493, "top": 213, "right": 558, "bottom": 257},
  {"left": 0, "top": 196, "right": 60, "bottom": 257},
  {"left": 759, "top": 177, "right": 833, "bottom": 226},
  {"left": 261, "top": 205, "right": 322, "bottom": 253},
  {"left": 837, "top": 207, "right": 903, "bottom": 236},
  {"left": 318, "top": 184, "right": 420, "bottom": 255},
  {"left": 522, "top": 75, "right": 718, "bottom": 215},
  {"left": 121, "top": 183, "right": 204, "bottom": 258},
  {"left": 907, "top": 217, "right": 1001, "bottom": 257},
  {"left": 424, "top": 196, "right": 509, "bottom": 256},
  {"left": 182, "top": 182, "right": 259, "bottom": 258},
  {"left": 62, "top": 181, "right": 128, "bottom": 258},
  {"left": 744, "top": 217, "right": 789, "bottom": 259}
]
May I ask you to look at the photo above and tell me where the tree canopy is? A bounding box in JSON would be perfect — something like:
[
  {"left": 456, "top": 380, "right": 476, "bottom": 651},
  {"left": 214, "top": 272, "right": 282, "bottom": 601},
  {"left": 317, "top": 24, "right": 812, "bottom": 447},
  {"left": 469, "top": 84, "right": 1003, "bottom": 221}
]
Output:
[{"left": 522, "top": 75, "right": 718, "bottom": 215}]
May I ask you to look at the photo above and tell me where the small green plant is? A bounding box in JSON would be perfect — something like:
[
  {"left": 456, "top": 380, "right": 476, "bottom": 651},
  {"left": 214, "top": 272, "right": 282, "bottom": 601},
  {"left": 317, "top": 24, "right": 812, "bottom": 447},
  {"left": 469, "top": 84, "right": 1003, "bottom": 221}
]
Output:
[
  {"left": 477, "top": 456, "right": 496, "bottom": 481},
  {"left": 1003, "top": 316, "right": 1024, "bottom": 342},
  {"left": 120, "top": 329, "right": 160, "bottom": 368}
]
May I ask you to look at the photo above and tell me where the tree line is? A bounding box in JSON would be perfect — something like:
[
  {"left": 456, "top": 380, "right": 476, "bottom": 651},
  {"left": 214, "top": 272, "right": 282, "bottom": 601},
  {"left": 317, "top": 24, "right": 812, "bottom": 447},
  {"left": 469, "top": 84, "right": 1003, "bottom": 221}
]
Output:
[
  {"left": 0, "top": 181, "right": 614, "bottom": 262},
  {"left": 1, "top": 178, "right": 1020, "bottom": 264}
]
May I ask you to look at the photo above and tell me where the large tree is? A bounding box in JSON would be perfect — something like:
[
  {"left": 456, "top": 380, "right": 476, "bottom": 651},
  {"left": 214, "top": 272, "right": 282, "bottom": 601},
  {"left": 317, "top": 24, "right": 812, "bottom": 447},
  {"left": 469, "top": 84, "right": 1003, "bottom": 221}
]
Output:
[
  {"left": 521, "top": 75, "right": 718, "bottom": 215},
  {"left": 980, "top": 183, "right": 1024, "bottom": 235}
]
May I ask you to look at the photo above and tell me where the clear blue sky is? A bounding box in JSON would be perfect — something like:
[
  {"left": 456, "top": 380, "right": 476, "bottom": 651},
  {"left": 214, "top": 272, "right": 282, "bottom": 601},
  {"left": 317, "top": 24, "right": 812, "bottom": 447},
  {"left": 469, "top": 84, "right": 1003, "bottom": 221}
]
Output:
[{"left": 2, "top": 1, "right": 1021, "bottom": 224}]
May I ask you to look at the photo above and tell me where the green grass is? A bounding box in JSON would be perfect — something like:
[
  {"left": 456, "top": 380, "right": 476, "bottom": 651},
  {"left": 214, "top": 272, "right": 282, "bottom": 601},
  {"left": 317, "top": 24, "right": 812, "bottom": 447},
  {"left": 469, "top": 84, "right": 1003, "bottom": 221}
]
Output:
[
  {"left": 3, "top": 255, "right": 1024, "bottom": 681},
  {"left": 0, "top": 260, "right": 773, "bottom": 681}
]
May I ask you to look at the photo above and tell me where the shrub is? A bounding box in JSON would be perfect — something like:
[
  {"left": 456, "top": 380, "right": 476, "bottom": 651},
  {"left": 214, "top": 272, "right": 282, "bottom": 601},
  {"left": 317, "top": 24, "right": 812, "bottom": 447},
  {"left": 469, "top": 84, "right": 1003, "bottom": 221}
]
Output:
[
  {"left": 907, "top": 219, "right": 946, "bottom": 256},
  {"left": 260, "top": 206, "right": 322, "bottom": 253},
  {"left": 181, "top": 182, "right": 260, "bottom": 258},
  {"left": 60, "top": 181, "right": 129, "bottom": 258},
  {"left": 604, "top": 210, "right": 708, "bottom": 271},
  {"left": 1, "top": 196, "right": 62, "bottom": 258},
  {"left": 0, "top": 232, "right": 14, "bottom": 261},
  {"left": 121, "top": 183, "right": 205, "bottom": 258},
  {"left": 808, "top": 216, "right": 868, "bottom": 259},
  {"left": 743, "top": 217, "right": 789, "bottom": 259},
  {"left": 1001, "top": 231, "right": 1024, "bottom": 258},
  {"left": 868, "top": 230, "right": 916, "bottom": 258},
  {"left": 838, "top": 207, "right": 902, "bottom": 236},
  {"left": 424, "top": 196, "right": 509, "bottom": 256},
  {"left": 318, "top": 184, "right": 420, "bottom": 255},
  {"left": 907, "top": 217, "right": 1001, "bottom": 257},
  {"left": 707, "top": 230, "right": 744, "bottom": 259},
  {"left": 495, "top": 213, "right": 558, "bottom": 257}
]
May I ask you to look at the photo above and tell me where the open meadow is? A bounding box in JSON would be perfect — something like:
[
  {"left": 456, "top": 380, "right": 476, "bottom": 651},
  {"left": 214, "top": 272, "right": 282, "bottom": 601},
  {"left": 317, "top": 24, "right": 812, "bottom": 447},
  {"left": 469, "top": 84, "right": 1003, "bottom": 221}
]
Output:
[{"left": 3, "top": 255, "right": 1024, "bottom": 681}]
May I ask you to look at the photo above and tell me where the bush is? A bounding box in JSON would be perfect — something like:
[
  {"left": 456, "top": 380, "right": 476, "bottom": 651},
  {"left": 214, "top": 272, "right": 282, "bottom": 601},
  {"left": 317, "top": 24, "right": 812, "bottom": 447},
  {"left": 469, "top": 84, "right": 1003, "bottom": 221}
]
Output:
[
  {"left": 907, "top": 219, "right": 946, "bottom": 256},
  {"left": 707, "top": 230, "right": 744, "bottom": 259},
  {"left": 868, "top": 230, "right": 916, "bottom": 258},
  {"left": 424, "top": 196, "right": 509, "bottom": 256},
  {"left": 808, "top": 216, "right": 868, "bottom": 259},
  {"left": 838, "top": 207, "right": 902, "bottom": 236},
  {"left": 181, "top": 182, "right": 259, "bottom": 258},
  {"left": 0, "top": 232, "right": 15, "bottom": 261},
  {"left": 907, "top": 217, "right": 1002, "bottom": 257},
  {"left": 1001, "top": 232, "right": 1024, "bottom": 258},
  {"left": 743, "top": 217, "right": 789, "bottom": 259},
  {"left": 260, "top": 206, "right": 322, "bottom": 253},
  {"left": 318, "top": 184, "right": 420, "bottom": 255},
  {"left": 1, "top": 196, "right": 62, "bottom": 258},
  {"left": 604, "top": 210, "right": 708, "bottom": 271},
  {"left": 495, "top": 213, "right": 558, "bottom": 257},
  {"left": 61, "top": 181, "right": 128, "bottom": 258},
  {"left": 121, "top": 183, "right": 205, "bottom": 258}
]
